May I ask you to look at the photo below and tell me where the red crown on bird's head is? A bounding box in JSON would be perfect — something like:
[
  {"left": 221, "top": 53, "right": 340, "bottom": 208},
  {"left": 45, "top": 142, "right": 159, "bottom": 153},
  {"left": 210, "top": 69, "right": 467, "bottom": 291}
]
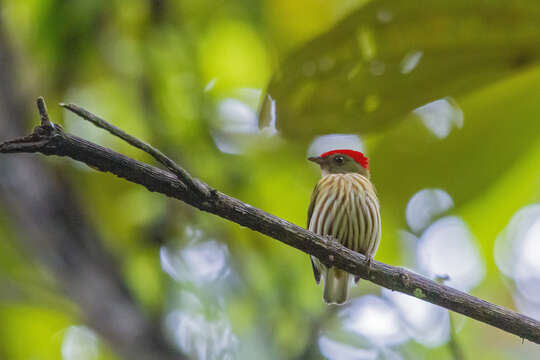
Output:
[{"left": 319, "top": 149, "right": 369, "bottom": 170}]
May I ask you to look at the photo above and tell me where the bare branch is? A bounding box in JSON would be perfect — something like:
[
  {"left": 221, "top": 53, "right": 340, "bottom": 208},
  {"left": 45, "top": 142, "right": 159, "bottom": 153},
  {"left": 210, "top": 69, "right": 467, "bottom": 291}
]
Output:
[
  {"left": 37, "top": 97, "right": 55, "bottom": 129},
  {"left": 60, "top": 102, "right": 210, "bottom": 198},
  {"left": 448, "top": 314, "right": 466, "bottom": 360},
  {"left": 2, "top": 98, "right": 540, "bottom": 345}
]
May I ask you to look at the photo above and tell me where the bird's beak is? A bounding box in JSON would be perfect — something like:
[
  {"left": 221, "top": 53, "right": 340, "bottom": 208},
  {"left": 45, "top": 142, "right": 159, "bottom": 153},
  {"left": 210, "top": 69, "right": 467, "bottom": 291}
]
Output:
[{"left": 308, "top": 156, "right": 324, "bottom": 165}]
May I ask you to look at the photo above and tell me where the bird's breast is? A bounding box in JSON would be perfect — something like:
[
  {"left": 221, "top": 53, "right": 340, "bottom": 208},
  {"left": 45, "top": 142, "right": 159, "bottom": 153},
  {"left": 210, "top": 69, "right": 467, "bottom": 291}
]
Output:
[{"left": 308, "top": 173, "right": 381, "bottom": 255}]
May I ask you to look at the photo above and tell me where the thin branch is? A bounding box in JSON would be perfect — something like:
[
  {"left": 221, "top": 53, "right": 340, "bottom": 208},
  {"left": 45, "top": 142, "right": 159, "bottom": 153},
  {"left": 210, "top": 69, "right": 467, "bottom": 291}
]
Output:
[
  {"left": 37, "top": 97, "right": 55, "bottom": 129},
  {"left": 59, "top": 102, "right": 210, "bottom": 198},
  {"left": 2, "top": 98, "right": 540, "bottom": 345},
  {"left": 448, "top": 314, "right": 466, "bottom": 360},
  {"left": 438, "top": 275, "right": 466, "bottom": 360}
]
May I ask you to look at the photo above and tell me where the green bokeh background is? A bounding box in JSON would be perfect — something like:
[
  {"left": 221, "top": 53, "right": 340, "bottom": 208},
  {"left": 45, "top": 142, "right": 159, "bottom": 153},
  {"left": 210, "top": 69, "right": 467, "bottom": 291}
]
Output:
[{"left": 1, "top": 0, "right": 539, "bottom": 359}]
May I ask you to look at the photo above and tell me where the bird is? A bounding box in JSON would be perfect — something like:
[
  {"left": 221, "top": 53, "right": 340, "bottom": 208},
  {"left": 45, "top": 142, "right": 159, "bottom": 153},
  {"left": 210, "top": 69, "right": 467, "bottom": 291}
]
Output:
[{"left": 307, "top": 149, "right": 381, "bottom": 305}]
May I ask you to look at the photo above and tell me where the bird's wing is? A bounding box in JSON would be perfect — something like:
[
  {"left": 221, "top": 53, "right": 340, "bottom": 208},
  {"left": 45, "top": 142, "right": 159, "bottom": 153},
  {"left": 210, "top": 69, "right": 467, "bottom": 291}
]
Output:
[
  {"left": 310, "top": 256, "right": 321, "bottom": 284},
  {"left": 307, "top": 183, "right": 321, "bottom": 284},
  {"left": 307, "top": 183, "right": 319, "bottom": 228}
]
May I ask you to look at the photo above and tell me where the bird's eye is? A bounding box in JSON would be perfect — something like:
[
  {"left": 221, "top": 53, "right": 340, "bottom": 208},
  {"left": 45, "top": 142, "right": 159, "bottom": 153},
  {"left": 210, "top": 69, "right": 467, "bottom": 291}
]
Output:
[{"left": 334, "top": 156, "right": 344, "bottom": 164}]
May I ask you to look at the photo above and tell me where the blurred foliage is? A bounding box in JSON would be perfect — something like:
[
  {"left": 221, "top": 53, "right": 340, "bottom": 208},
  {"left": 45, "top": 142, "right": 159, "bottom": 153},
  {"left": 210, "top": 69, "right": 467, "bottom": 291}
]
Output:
[
  {"left": 260, "top": 0, "right": 540, "bottom": 137},
  {"left": 1, "top": 0, "right": 540, "bottom": 359}
]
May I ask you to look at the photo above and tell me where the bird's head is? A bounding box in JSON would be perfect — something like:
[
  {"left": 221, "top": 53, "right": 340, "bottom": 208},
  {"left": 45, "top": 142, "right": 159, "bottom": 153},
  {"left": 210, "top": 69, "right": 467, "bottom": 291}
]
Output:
[{"left": 309, "top": 149, "right": 369, "bottom": 177}]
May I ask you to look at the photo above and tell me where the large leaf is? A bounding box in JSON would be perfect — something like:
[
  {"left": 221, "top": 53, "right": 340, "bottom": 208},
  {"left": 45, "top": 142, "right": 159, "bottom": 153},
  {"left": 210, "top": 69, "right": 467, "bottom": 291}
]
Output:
[
  {"left": 373, "top": 64, "right": 540, "bottom": 224},
  {"left": 260, "top": 0, "right": 540, "bottom": 137}
]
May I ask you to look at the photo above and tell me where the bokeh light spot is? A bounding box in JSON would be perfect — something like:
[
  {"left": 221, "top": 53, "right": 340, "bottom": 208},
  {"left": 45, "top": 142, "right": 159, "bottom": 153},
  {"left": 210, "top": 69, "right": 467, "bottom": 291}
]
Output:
[
  {"left": 406, "top": 188, "right": 453, "bottom": 234},
  {"left": 417, "top": 216, "right": 485, "bottom": 291},
  {"left": 341, "top": 295, "right": 410, "bottom": 346},
  {"left": 382, "top": 289, "right": 449, "bottom": 347},
  {"left": 413, "top": 98, "right": 464, "bottom": 139},
  {"left": 495, "top": 205, "right": 540, "bottom": 317},
  {"left": 318, "top": 336, "right": 378, "bottom": 360},
  {"left": 400, "top": 50, "right": 423, "bottom": 74},
  {"left": 307, "top": 134, "right": 364, "bottom": 158},
  {"left": 61, "top": 326, "right": 98, "bottom": 360},
  {"left": 160, "top": 238, "right": 230, "bottom": 286}
]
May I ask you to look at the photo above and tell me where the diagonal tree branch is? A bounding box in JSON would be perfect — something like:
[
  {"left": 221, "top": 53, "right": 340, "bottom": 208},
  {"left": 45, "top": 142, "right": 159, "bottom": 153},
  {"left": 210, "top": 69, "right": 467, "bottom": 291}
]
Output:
[
  {"left": 2, "top": 98, "right": 540, "bottom": 345},
  {"left": 59, "top": 101, "right": 210, "bottom": 199}
]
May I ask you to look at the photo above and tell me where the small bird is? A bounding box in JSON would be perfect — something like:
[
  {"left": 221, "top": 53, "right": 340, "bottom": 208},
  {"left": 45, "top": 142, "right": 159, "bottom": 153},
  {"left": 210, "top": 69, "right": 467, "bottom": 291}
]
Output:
[{"left": 307, "top": 149, "right": 381, "bottom": 305}]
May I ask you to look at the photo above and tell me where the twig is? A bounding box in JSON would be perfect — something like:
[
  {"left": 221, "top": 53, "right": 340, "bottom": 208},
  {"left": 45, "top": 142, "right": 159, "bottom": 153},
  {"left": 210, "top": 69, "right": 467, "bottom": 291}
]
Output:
[
  {"left": 2, "top": 98, "right": 540, "bottom": 345},
  {"left": 59, "top": 102, "right": 210, "bottom": 198},
  {"left": 37, "top": 97, "right": 55, "bottom": 129},
  {"left": 437, "top": 275, "right": 466, "bottom": 360},
  {"left": 448, "top": 313, "right": 466, "bottom": 360}
]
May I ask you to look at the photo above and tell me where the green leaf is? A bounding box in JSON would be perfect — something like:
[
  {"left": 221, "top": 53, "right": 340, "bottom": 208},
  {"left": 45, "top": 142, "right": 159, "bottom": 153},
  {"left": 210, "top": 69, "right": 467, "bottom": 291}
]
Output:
[{"left": 260, "top": 0, "right": 540, "bottom": 138}]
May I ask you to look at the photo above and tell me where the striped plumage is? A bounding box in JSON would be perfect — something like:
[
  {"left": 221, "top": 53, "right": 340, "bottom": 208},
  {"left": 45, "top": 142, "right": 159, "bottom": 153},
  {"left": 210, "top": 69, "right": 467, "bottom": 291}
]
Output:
[{"left": 307, "top": 150, "right": 381, "bottom": 305}]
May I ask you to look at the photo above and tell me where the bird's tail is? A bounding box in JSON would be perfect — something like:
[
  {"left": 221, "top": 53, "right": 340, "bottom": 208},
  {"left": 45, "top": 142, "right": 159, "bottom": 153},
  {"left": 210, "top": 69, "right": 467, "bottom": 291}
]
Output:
[{"left": 323, "top": 267, "right": 351, "bottom": 305}]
